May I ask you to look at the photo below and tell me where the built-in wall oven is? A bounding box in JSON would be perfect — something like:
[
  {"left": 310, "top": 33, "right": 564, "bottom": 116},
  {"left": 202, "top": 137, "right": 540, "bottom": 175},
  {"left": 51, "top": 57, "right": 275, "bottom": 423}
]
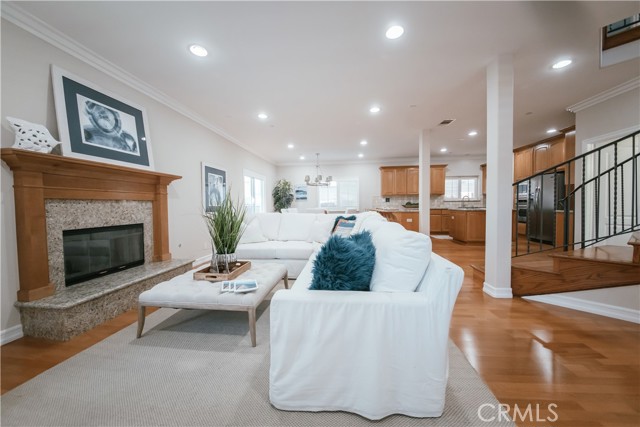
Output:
[{"left": 516, "top": 182, "right": 529, "bottom": 223}]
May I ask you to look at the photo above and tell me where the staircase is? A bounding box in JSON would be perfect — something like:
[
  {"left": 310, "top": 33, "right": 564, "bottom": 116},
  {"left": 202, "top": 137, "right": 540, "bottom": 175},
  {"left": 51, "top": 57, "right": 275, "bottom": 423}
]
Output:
[
  {"left": 473, "top": 130, "right": 640, "bottom": 296},
  {"left": 510, "top": 233, "right": 639, "bottom": 296},
  {"left": 510, "top": 130, "right": 639, "bottom": 295}
]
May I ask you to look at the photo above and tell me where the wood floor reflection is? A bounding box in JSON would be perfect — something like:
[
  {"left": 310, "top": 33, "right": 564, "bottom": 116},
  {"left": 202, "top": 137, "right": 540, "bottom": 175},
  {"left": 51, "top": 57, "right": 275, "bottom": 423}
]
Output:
[
  {"left": 2, "top": 239, "right": 639, "bottom": 426},
  {"left": 436, "top": 238, "right": 640, "bottom": 427}
]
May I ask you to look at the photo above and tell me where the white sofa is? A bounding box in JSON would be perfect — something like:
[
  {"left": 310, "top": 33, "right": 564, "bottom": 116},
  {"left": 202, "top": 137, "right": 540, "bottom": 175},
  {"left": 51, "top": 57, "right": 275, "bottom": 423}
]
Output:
[
  {"left": 268, "top": 219, "right": 464, "bottom": 420},
  {"left": 236, "top": 212, "right": 349, "bottom": 278}
]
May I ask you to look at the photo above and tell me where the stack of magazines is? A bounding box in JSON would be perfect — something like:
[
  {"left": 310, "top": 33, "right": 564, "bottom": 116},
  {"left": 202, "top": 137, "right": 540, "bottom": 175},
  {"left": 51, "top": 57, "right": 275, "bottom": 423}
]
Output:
[{"left": 221, "top": 279, "right": 259, "bottom": 293}]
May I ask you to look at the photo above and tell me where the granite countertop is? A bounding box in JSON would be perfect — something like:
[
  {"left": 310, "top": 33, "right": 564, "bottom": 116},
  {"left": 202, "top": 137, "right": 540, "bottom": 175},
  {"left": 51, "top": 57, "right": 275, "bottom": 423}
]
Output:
[
  {"left": 448, "top": 207, "right": 486, "bottom": 211},
  {"left": 372, "top": 208, "right": 419, "bottom": 213}
]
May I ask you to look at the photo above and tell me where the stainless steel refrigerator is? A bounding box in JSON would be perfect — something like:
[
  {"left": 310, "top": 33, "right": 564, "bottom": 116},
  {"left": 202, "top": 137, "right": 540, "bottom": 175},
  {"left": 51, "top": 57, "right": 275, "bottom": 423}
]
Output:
[{"left": 527, "top": 172, "right": 565, "bottom": 244}]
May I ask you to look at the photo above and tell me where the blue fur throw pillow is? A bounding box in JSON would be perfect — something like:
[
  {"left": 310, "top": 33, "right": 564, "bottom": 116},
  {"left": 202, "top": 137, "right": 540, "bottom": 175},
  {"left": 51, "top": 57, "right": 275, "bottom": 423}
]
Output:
[{"left": 309, "top": 231, "right": 376, "bottom": 291}]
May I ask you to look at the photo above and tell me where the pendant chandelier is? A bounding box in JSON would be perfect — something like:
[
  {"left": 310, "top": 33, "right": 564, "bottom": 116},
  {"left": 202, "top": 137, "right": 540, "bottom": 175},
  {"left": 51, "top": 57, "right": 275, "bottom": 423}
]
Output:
[{"left": 304, "top": 153, "right": 332, "bottom": 186}]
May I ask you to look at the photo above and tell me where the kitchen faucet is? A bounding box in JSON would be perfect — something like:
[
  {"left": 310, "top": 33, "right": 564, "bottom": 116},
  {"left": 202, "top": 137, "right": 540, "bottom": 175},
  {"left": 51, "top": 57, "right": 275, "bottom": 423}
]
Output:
[{"left": 461, "top": 195, "right": 470, "bottom": 208}]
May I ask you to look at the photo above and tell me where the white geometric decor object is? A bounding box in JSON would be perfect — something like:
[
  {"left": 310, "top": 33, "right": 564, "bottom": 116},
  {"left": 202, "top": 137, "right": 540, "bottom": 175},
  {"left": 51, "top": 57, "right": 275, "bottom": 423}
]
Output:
[{"left": 7, "top": 116, "right": 62, "bottom": 154}]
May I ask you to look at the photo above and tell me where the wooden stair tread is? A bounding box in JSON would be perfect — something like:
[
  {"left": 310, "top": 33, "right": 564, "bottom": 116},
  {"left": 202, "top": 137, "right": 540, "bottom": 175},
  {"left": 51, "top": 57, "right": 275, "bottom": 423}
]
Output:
[
  {"left": 550, "top": 246, "right": 638, "bottom": 267},
  {"left": 511, "top": 252, "right": 557, "bottom": 274}
]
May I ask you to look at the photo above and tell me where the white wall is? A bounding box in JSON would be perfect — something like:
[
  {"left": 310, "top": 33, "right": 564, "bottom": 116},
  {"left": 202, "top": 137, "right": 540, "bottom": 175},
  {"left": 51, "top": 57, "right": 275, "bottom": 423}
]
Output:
[
  {"left": 547, "top": 85, "right": 640, "bottom": 321},
  {"left": 0, "top": 20, "right": 277, "bottom": 336},
  {"left": 276, "top": 156, "right": 485, "bottom": 211}
]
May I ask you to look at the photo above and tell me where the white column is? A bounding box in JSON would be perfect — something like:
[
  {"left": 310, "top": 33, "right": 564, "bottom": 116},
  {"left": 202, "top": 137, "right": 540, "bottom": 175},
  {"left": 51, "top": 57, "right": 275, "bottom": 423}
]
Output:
[
  {"left": 419, "top": 130, "right": 431, "bottom": 234},
  {"left": 484, "top": 55, "right": 514, "bottom": 298}
]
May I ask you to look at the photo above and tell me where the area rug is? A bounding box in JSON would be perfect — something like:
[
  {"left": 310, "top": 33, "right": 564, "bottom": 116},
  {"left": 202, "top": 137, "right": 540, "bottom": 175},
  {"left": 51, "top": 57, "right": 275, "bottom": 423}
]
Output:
[
  {"left": 1, "top": 302, "right": 514, "bottom": 426},
  {"left": 431, "top": 235, "right": 453, "bottom": 240}
]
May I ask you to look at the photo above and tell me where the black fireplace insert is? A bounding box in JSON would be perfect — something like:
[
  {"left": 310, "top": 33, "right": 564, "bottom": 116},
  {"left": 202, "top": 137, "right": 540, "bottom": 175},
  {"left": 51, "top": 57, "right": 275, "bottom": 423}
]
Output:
[{"left": 63, "top": 223, "right": 144, "bottom": 286}]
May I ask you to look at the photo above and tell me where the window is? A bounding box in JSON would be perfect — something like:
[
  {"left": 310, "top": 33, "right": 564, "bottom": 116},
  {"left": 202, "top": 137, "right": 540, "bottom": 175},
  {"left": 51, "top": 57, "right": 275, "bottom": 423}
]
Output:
[
  {"left": 444, "top": 176, "right": 478, "bottom": 200},
  {"left": 318, "top": 177, "right": 359, "bottom": 210},
  {"left": 243, "top": 170, "right": 265, "bottom": 214}
]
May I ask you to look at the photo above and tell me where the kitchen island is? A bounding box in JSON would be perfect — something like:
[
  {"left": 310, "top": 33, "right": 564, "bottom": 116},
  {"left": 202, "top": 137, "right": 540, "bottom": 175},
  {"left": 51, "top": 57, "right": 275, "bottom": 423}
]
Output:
[{"left": 449, "top": 208, "right": 486, "bottom": 243}]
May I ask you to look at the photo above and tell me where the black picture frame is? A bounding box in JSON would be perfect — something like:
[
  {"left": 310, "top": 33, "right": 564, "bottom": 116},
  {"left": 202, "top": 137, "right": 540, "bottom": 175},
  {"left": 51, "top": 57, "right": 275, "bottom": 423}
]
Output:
[
  {"left": 51, "top": 65, "right": 154, "bottom": 170},
  {"left": 202, "top": 163, "right": 226, "bottom": 213}
]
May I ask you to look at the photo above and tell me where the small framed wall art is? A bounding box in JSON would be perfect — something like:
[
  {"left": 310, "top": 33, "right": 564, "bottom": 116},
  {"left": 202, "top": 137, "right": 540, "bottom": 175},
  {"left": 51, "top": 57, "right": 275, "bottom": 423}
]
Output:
[
  {"left": 51, "top": 65, "right": 154, "bottom": 170},
  {"left": 202, "top": 162, "right": 226, "bottom": 213}
]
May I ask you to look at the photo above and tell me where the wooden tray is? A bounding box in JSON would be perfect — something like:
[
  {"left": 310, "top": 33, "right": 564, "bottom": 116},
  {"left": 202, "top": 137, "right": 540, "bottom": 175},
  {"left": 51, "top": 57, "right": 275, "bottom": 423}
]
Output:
[{"left": 193, "top": 260, "right": 251, "bottom": 282}]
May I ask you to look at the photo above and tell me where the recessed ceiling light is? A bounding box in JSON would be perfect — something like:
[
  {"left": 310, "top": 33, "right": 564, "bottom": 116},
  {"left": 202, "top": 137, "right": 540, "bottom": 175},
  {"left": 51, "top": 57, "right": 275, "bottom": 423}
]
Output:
[
  {"left": 369, "top": 106, "right": 381, "bottom": 113},
  {"left": 552, "top": 59, "right": 572, "bottom": 69},
  {"left": 440, "top": 148, "right": 447, "bottom": 153},
  {"left": 257, "top": 113, "right": 268, "bottom": 120},
  {"left": 468, "top": 130, "right": 478, "bottom": 137},
  {"left": 358, "top": 153, "right": 364, "bottom": 158},
  {"left": 287, "top": 143, "right": 294, "bottom": 149},
  {"left": 386, "top": 25, "right": 404, "bottom": 40},
  {"left": 360, "top": 140, "right": 368, "bottom": 146},
  {"left": 546, "top": 128, "right": 557, "bottom": 134},
  {"left": 189, "top": 44, "right": 208, "bottom": 57},
  {"left": 299, "top": 155, "right": 305, "bottom": 160}
]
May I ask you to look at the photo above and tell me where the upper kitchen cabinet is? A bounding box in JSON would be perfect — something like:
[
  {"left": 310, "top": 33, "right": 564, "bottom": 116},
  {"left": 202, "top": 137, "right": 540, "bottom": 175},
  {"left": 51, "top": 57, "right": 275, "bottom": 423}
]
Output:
[
  {"left": 430, "top": 165, "right": 447, "bottom": 195},
  {"left": 513, "top": 147, "right": 533, "bottom": 181},
  {"left": 480, "top": 164, "right": 487, "bottom": 195},
  {"left": 406, "top": 167, "right": 419, "bottom": 195},
  {"left": 380, "top": 166, "right": 410, "bottom": 196},
  {"left": 380, "top": 165, "right": 446, "bottom": 196},
  {"left": 514, "top": 127, "right": 575, "bottom": 182}
]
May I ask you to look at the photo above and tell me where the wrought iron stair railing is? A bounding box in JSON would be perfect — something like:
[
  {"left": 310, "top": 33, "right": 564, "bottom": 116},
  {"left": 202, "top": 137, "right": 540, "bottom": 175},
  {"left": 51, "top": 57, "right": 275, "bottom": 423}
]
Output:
[{"left": 513, "top": 129, "right": 640, "bottom": 257}]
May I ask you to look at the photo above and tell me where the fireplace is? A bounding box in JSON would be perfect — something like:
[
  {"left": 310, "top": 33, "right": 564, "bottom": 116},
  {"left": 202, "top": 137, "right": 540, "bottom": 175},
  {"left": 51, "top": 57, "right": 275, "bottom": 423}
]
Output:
[{"left": 63, "top": 223, "right": 145, "bottom": 286}]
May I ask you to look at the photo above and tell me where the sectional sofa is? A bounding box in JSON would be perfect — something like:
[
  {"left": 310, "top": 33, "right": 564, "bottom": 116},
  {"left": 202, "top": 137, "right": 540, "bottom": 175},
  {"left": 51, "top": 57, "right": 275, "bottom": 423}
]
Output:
[
  {"left": 266, "top": 214, "right": 465, "bottom": 419},
  {"left": 236, "top": 212, "right": 348, "bottom": 278}
]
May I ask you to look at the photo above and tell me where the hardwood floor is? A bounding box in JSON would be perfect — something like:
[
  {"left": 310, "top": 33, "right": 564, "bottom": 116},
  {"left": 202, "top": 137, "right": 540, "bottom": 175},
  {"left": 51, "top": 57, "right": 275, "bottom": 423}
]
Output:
[{"left": 2, "top": 240, "right": 639, "bottom": 426}]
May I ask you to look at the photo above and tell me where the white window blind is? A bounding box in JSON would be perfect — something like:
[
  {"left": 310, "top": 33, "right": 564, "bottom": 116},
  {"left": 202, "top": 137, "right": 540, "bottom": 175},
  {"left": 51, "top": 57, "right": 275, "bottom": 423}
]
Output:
[
  {"left": 318, "top": 178, "right": 359, "bottom": 210},
  {"left": 444, "top": 177, "right": 478, "bottom": 200}
]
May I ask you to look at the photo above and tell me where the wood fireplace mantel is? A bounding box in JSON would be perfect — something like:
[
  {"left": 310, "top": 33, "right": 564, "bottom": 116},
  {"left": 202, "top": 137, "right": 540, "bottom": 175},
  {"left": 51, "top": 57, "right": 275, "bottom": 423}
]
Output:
[{"left": 1, "top": 148, "right": 181, "bottom": 302}]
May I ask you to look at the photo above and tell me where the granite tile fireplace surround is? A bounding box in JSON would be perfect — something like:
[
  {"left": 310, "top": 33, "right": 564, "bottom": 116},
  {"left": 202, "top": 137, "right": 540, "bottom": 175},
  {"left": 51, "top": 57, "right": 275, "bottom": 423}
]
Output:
[{"left": 1, "top": 149, "right": 191, "bottom": 340}]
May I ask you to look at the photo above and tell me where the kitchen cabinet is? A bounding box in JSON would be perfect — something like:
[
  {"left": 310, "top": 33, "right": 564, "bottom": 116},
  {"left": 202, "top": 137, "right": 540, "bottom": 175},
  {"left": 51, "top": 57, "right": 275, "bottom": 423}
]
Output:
[
  {"left": 395, "top": 211, "right": 419, "bottom": 232},
  {"left": 430, "top": 165, "right": 447, "bottom": 195},
  {"left": 430, "top": 209, "right": 451, "bottom": 234},
  {"left": 514, "top": 147, "right": 533, "bottom": 181},
  {"left": 380, "top": 166, "right": 410, "bottom": 196},
  {"left": 441, "top": 209, "right": 451, "bottom": 233},
  {"left": 380, "top": 165, "right": 446, "bottom": 196},
  {"left": 450, "top": 209, "right": 486, "bottom": 243},
  {"left": 380, "top": 168, "right": 396, "bottom": 196},
  {"left": 430, "top": 209, "right": 442, "bottom": 233},
  {"left": 532, "top": 143, "right": 551, "bottom": 173},
  {"left": 480, "top": 164, "right": 487, "bottom": 195},
  {"left": 514, "top": 128, "right": 576, "bottom": 182},
  {"left": 406, "top": 167, "right": 419, "bottom": 195}
]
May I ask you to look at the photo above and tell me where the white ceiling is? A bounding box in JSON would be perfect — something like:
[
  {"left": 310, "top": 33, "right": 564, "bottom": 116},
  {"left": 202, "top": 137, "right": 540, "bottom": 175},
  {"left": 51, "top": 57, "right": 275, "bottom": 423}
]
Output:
[{"left": 7, "top": 1, "right": 640, "bottom": 165}]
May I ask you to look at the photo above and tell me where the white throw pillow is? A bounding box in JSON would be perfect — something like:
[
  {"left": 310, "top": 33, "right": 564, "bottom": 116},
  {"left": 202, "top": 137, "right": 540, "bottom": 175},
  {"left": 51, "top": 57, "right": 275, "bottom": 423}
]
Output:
[
  {"left": 238, "top": 217, "right": 267, "bottom": 244},
  {"left": 352, "top": 211, "right": 387, "bottom": 234},
  {"left": 255, "top": 213, "right": 282, "bottom": 240},
  {"left": 369, "top": 222, "right": 432, "bottom": 292},
  {"left": 278, "top": 213, "right": 316, "bottom": 241},
  {"left": 307, "top": 214, "right": 340, "bottom": 243}
]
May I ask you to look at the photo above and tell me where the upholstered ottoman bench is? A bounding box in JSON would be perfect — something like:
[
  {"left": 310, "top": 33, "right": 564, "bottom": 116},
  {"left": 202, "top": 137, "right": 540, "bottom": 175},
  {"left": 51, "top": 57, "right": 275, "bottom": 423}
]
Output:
[{"left": 137, "top": 263, "right": 288, "bottom": 346}]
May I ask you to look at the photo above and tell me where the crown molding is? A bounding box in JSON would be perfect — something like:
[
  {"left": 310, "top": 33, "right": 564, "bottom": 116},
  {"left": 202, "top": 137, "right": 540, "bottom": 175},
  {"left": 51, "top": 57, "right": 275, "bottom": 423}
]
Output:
[
  {"left": 566, "top": 77, "right": 640, "bottom": 113},
  {"left": 1, "top": 2, "right": 273, "bottom": 164}
]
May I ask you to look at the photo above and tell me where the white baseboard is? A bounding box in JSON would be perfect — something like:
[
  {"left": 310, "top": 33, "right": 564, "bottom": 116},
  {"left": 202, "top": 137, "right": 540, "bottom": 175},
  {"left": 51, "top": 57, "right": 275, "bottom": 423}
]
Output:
[
  {"left": 524, "top": 294, "right": 640, "bottom": 324},
  {"left": 483, "top": 282, "right": 513, "bottom": 298},
  {"left": 1, "top": 324, "right": 24, "bottom": 345}
]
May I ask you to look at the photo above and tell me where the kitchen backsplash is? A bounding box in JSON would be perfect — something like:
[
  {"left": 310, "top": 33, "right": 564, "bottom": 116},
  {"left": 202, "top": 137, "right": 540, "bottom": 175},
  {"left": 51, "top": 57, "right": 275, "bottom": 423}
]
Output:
[
  {"left": 430, "top": 195, "right": 485, "bottom": 209},
  {"left": 372, "top": 195, "right": 485, "bottom": 209}
]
